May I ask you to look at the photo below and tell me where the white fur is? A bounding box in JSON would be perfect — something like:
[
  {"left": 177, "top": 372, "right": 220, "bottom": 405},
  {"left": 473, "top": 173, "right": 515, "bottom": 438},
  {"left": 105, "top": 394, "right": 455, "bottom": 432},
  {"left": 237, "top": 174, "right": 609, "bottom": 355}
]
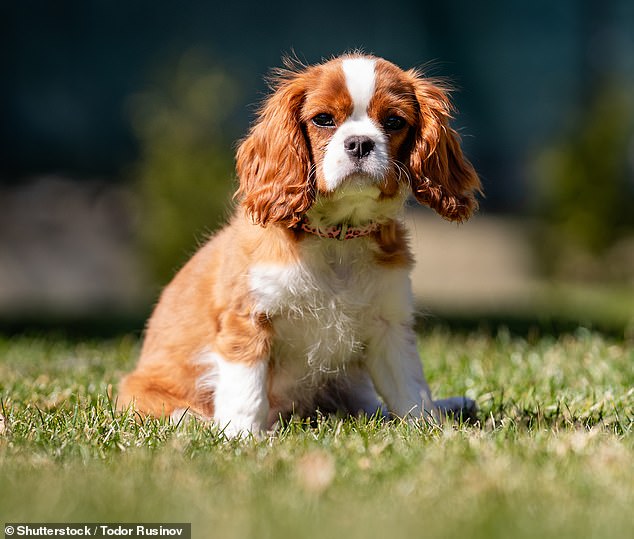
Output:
[
  {"left": 248, "top": 232, "right": 434, "bottom": 423},
  {"left": 306, "top": 183, "right": 408, "bottom": 228},
  {"left": 364, "top": 310, "right": 435, "bottom": 418},
  {"left": 322, "top": 58, "right": 389, "bottom": 190},
  {"left": 200, "top": 351, "right": 269, "bottom": 438},
  {"left": 342, "top": 57, "right": 376, "bottom": 117}
]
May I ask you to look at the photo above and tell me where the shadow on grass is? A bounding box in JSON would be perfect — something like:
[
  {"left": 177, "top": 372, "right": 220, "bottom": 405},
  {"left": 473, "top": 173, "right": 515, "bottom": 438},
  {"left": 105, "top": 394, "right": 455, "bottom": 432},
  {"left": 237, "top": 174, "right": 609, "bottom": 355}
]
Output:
[
  {"left": 0, "top": 308, "right": 630, "bottom": 340},
  {"left": 415, "top": 311, "right": 631, "bottom": 340},
  {"left": 0, "top": 312, "right": 148, "bottom": 339}
]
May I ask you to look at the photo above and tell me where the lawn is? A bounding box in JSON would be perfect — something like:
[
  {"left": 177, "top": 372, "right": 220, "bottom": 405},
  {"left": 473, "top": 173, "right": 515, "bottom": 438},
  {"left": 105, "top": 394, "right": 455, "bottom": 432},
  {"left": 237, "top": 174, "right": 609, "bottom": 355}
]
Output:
[{"left": 0, "top": 327, "right": 632, "bottom": 539}]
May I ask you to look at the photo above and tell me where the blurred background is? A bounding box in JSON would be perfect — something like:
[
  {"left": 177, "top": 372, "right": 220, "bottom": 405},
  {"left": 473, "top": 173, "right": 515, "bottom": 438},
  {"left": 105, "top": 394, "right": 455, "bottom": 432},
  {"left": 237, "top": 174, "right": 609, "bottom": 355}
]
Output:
[{"left": 1, "top": 0, "right": 633, "bottom": 336}]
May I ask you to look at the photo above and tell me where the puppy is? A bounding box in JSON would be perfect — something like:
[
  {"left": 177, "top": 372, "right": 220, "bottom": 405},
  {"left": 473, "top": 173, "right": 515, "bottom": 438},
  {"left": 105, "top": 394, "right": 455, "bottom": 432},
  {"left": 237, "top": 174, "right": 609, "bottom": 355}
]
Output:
[{"left": 119, "top": 54, "right": 482, "bottom": 437}]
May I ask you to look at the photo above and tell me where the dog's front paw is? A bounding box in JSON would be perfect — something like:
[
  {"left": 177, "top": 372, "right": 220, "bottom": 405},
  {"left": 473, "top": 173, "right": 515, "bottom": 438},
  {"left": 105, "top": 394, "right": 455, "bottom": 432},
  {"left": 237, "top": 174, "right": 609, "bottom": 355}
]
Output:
[{"left": 434, "top": 396, "right": 478, "bottom": 422}]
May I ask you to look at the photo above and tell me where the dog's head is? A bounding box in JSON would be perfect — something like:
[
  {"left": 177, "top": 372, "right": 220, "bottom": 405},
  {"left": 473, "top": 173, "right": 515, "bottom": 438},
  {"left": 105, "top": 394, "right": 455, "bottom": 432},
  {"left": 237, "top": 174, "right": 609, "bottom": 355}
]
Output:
[{"left": 236, "top": 54, "right": 481, "bottom": 227}]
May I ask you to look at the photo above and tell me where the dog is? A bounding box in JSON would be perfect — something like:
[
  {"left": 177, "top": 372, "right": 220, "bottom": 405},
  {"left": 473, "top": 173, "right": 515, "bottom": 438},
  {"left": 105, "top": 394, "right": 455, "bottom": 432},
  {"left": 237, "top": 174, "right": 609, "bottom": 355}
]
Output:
[{"left": 119, "top": 53, "right": 482, "bottom": 437}]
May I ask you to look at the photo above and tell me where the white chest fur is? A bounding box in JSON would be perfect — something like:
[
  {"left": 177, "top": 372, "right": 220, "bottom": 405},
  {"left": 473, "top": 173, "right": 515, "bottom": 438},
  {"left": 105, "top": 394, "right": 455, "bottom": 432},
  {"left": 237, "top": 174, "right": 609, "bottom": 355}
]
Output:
[{"left": 248, "top": 239, "right": 414, "bottom": 405}]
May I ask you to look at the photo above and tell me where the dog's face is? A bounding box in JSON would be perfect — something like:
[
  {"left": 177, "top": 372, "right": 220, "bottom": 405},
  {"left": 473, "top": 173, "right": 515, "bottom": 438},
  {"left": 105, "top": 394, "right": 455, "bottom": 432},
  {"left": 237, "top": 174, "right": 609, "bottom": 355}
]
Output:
[
  {"left": 236, "top": 54, "right": 481, "bottom": 227},
  {"left": 302, "top": 57, "right": 411, "bottom": 198}
]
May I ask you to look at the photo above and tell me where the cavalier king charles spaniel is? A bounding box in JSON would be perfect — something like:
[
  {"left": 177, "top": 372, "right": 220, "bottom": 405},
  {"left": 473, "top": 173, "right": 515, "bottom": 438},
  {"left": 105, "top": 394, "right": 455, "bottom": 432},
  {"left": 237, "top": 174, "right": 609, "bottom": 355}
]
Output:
[{"left": 119, "top": 53, "right": 482, "bottom": 437}]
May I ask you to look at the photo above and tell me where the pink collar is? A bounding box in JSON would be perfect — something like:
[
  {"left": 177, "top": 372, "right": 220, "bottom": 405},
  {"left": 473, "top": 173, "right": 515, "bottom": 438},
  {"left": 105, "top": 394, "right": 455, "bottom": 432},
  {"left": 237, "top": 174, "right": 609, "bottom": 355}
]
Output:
[{"left": 300, "top": 219, "right": 381, "bottom": 240}]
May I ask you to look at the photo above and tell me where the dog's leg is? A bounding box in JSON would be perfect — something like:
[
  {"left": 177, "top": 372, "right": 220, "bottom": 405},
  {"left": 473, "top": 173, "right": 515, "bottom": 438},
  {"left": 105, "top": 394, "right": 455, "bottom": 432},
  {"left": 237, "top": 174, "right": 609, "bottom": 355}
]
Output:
[
  {"left": 118, "top": 368, "right": 201, "bottom": 419},
  {"left": 210, "top": 352, "right": 269, "bottom": 438},
  {"left": 364, "top": 327, "right": 478, "bottom": 423},
  {"left": 364, "top": 321, "right": 436, "bottom": 420}
]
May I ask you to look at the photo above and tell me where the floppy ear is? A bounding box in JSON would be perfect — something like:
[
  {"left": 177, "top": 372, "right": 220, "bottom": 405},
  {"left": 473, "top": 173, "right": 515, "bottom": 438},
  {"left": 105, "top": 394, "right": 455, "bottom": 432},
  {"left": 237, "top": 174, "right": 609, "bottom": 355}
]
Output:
[
  {"left": 235, "top": 69, "right": 313, "bottom": 227},
  {"left": 406, "top": 71, "right": 481, "bottom": 222}
]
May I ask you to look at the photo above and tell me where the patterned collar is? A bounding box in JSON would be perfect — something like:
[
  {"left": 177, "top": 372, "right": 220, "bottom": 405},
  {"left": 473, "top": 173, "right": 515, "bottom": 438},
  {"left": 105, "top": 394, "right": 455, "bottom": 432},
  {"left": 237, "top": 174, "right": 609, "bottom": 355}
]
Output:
[{"left": 299, "top": 219, "right": 382, "bottom": 240}]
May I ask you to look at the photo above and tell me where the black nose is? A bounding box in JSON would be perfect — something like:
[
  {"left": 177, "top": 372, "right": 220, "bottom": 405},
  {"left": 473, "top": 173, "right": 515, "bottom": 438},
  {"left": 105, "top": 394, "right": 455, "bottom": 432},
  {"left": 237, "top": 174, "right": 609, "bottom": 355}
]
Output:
[{"left": 344, "top": 136, "right": 375, "bottom": 159}]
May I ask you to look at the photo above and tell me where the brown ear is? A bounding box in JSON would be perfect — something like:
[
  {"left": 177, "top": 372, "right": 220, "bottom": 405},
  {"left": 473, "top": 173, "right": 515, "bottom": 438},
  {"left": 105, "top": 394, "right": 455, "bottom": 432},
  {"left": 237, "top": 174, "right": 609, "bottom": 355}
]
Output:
[
  {"left": 235, "top": 69, "right": 313, "bottom": 227},
  {"left": 406, "top": 71, "right": 481, "bottom": 222}
]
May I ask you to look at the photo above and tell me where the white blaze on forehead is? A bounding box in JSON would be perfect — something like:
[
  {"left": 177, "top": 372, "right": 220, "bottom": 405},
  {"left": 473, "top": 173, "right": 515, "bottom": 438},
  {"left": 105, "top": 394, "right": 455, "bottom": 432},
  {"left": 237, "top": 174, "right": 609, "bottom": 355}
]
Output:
[
  {"left": 321, "top": 56, "right": 387, "bottom": 192},
  {"left": 342, "top": 57, "right": 377, "bottom": 118}
]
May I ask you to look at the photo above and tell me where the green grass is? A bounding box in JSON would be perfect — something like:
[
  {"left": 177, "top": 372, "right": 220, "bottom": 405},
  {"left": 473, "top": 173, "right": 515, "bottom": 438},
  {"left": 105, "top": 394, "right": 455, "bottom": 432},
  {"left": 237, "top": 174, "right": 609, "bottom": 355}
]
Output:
[{"left": 1, "top": 328, "right": 632, "bottom": 539}]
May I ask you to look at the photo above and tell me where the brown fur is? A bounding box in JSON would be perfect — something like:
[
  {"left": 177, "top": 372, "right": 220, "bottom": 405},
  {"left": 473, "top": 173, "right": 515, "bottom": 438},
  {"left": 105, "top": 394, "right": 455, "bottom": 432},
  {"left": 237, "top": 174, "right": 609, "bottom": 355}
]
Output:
[
  {"left": 119, "top": 212, "right": 299, "bottom": 417},
  {"left": 235, "top": 70, "right": 316, "bottom": 227},
  {"left": 405, "top": 70, "right": 482, "bottom": 222}
]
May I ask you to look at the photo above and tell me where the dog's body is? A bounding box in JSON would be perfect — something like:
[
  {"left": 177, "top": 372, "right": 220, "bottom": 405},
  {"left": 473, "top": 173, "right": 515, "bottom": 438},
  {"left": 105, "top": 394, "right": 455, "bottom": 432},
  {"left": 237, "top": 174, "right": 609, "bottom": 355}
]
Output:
[{"left": 119, "top": 54, "right": 481, "bottom": 437}]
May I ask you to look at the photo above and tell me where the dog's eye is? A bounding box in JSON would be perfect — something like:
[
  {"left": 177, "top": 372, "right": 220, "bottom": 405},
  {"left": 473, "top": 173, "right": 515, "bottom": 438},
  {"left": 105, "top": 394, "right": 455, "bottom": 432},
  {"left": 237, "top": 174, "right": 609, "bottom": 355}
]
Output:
[
  {"left": 384, "top": 115, "right": 406, "bottom": 132},
  {"left": 312, "top": 113, "right": 336, "bottom": 128}
]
